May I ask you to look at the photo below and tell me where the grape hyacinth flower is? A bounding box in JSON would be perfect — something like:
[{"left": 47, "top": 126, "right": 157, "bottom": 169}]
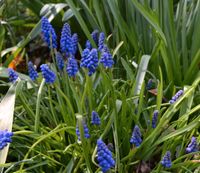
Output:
[
  {"left": 97, "top": 139, "right": 115, "bottom": 173},
  {"left": 186, "top": 137, "right": 198, "bottom": 153},
  {"left": 161, "top": 151, "right": 172, "bottom": 168},
  {"left": 76, "top": 122, "right": 90, "bottom": 141},
  {"left": 130, "top": 125, "right": 142, "bottom": 147},
  {"left": 91, "top": 111, "right": 101, "bottom": 125},
  {"left": 169, "top": 90, "right": 184, "bottom": 104},
  {"left": 28, "top": 61, "right": 38, "bottom": 81},
  {"left": 146, "top": 79, "right": 153, "bottom": 90},
  {"left": 0, "top": 130, "right": 13, "bottom": 150},
  {"left": 80, "top": 48, "right": 98, "bottom": 76},
  {"left": 66, "top": 57, "right": 79, "bottom": 77},
  {"left": 71, "top": 33, "right": 78, "bottom": 55},
  {"left": 60, "top": 23, "right": 73, "bottom": 54},
  {"left": 98, "top": 32, "right": 105, "bottom": 51},
  {"left": 56, "top": 52, "right": 64, "bottom": 70},
  {"left": 40, "top": 64, "right": 56, "bottom": 84},
  {"left": 100, "top": 45, "right": 114, "bottom": 68},
  {"left": 8, "top": 68, "right": 18, "bottom": 83},
  {"left": 85, "top": 29, "right": 99, "bottom": 49},
  {"left": 152, "top": 110, "right": 159, "bottom": 129},
  {"left": 41, "top": 17, "right": 57, "bottom": 49}
]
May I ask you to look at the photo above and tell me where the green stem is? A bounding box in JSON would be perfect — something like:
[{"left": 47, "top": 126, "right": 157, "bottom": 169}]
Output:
[
  {"left": 34, "top": 79, "right": 45, "bottom": 133},
  {"left": 48, "top": 86, "right": 58, "bottom": 125}
]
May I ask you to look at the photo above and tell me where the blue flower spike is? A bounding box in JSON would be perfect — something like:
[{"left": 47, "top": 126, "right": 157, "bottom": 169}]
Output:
[
  {"left": 66, "top": 56, "right": 79, "bottom": 77},
  {"left": 8, "top": 68, "right": 18, "bottom": 83},
  {"left": 169, "top": 90, "right": 184, "bottom": 104},
  {"left": 186, "top": 137, "right": 198, "bottom": 153},
  {"left": 97, "top": 139, "right": 115, "bottom": 173},
  {"left": 80, "top": 48, "right": 98, "bottom": 76},
  {"left": 0, "top": 130, "right": 13, "bottom": 150},
  {"left": 41, "top": 17, "right": 57, "bottom": 49},
  {"left": 91, "top": 111, "right": 101, "bottom": 125},
  {"left": 56, "top": 52, "right": 64, "bottom": 70},
  {"left": 100, "top": 45, "right": 114, "bottom": 68},
  {"left": 40, "top": 64, "right": 56, "bottom": 84},
  {"left": 98, "top": 32, "right": 105, "bottom": 51},
  {"left": 85, "top": 30, "right": 99, "bottom": 49},
  {"left": 161, "top": 151, "right": 172, "bottom": 168},
  {"left": 152, "top": 110, "right": 159, "bottom": 129},
  {"left": 146, "top": 79, "right": 153, "bottom": 90},
  {"left": 130, "top": 125, "right": 142, "bottom": 147},
  {"left": 71, "top": 33, "right": 78, "bottom": 55},
  {"left": 76, "top": 121, "right": 90, "bottom": 141},
  {"left": 28, "top": 62, "right": 38, "bottom": 81},
  {"left": 60, "top": 23, "right": 73, "bottom": 54}
]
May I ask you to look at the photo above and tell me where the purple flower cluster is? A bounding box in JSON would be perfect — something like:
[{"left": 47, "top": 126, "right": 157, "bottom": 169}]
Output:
[
  {"left": 41, "top": 17, "right": 57, "bottom": 49},
  {"left": 40, "top": 64, "right": 56, "bottom": 84},
  {"left": 186, "top": 137, "right": 198, "bottom": 153},
  {"left": 97, "top": 139, "right": 115, "bottom": 173},
  {"left": 56, "top": 52, "right": 64, "bottom": 70},
  {"left": 66, "top": 57, "right": 78, "bottom": 77},
  {"left": 146, "top": 79, "right": 153, "bottom": 90},
  {"left": 161, "top": 151, "right": 172, "bottom": 168},
  {"left": 169, "top": 90, "right": 184, "bottom": 104},
  {"left": 60, "top": 23, "right": 73, "bottom": 54},
  {"left": 91, "top": 111, "right": 101, "bottom": 125},
  {"left": 28, "top": 62, "right": 38, "bottom": 81},
  {"left": 0, "top": 130, "right": 13, "bottom": 150},
  {"left": 152, "top": 110, "right": 159, "bottom": 129},
  {"left": 8, "top": 68, "right": 18, "bottom": 83},
  {"left": 76, "top": 122, "right": 90, "bottom": 141},
  {"left": 71, "top": 33, "right": 78, "bottom": 55},
  {"left": 80, "top": 48, "right": 98, "bottom": 76},
  {"left": 98, "top": 32, "right": 105, "bottom": 51},
  {"left": 100, "top": 45, "right": 114, "bottom": 68},
  {"left": 130, "top": 125, "right": 142, "bottom": 147},
  {"left": 85, "top": 30, "right": 99, "bottom": 49}
]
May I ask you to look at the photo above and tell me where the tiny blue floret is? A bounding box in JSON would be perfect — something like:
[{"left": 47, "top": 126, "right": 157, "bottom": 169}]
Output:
[
  {"left": 71, "top": 33, "right": 78, "bottom": 55},
  {"left": 28, "top": 62, "right": 38, "bottom": 81},
  {"left": 91, "top": 111, "right": 101, "bottom": 125},
  {"left": 161, "top": 151, "right": 172, "bottom": 168},
  {"left": 130, "top": 125, "right": 142, "bottom": 147},
  {"left": 186, "top": 137, "right": 198, "bottom": 153},
  {"left": 152, "top": 110, "right": 159, "bottom": 129},
  {"left": 97, "top": 139, "right": 115, "bottom": 173},
  {"left": 80, "top": 48, "right": 98, "bottom": 76},
  {"left": 98, "top": 32, "right": 105, "bottom": 51},
  {"left": 60, "top": 23, "right": 73, "bottom": 54},
  {"left": 76, "top": 122, "right": 90, "bottom": 141},
  {"left": 66, "top": 57, "right": 79, "bottom": 77},
  {"left": 56, "top": 52, "right": 64, "bottom": 70},
  {"left": 169, "top": 90, "right": 183, "bottom": 104},
  {"left": 0, "top": 130, "right": 13, "bottom": 150},
  {"left": 85, "top": 30, "right": 99, "bottom": 49},
  {"left": 40, "top": 64, "right": 56, "bottom": 84},
  {"left": 100, "top": 45, "right": 114, "bottom": 68},
  {"left": 41, "top": 17, "right": 57, "bottom": 49},
  {"left": 8, "top": 68, "right": 18, "bottom": 83}
]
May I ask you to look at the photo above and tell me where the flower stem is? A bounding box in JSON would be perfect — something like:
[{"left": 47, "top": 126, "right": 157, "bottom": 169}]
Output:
[{"left": 34, "top": 79, "right": 45, "bottom": 133}]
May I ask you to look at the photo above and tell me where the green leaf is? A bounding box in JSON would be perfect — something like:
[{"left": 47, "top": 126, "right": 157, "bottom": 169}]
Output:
[
  {"left": 156, "top": 67, "right": 163, "bottom": 110},
  {"left": 0, "top": 81, "right": 18, "bottom": 165},
  {"left": 120, "top": 57, "right": 134, "bottom": 80},
  {"left": 62, "top": 8, "right": 80, "bottom": 22},
  {"left": 131, "top": 0, "right": 167, "bottom": 45},
  {"left": 133, "top": 55, "right": 151, "bottom": 96}
]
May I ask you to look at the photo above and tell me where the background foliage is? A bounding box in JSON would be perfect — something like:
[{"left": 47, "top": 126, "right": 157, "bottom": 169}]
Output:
[{"left": 0, "top": 0, "right": 199, "bottom": 173}]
